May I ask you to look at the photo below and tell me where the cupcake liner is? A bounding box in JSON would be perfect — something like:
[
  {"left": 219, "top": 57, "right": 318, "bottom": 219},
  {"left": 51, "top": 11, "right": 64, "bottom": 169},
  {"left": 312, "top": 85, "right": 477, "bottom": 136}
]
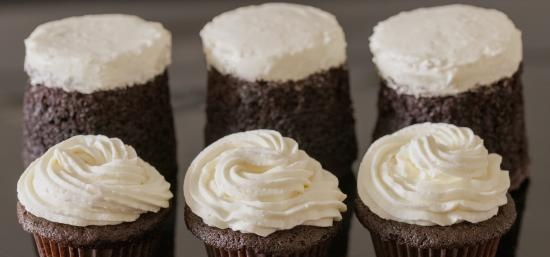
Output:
[
  {"left": 32, "top": 233, "right": 158, "bottom": 257},
  {"left": 370, "top": 232, "right": 501, "bottom": 257},
  {"left": 202, "top": 242, "right": 330, "bottom": 257}
]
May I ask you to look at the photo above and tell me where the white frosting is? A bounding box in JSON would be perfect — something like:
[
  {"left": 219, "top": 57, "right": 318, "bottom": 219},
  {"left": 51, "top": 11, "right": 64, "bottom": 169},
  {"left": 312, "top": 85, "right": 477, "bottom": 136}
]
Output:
[
  {"left": 370, "top": 4, "right": 522, "bottom": 97},
  {"left": 24, "top": 14, "right": 171, "bottom": 94},
  {"left": 17, "top": 135, "right": 173, "bottom": 226},
  {"left": 357, "top": 123, "right": 510, "bottom": 226},
  {"left": 184, "top": 130, "right": 347, "bottom": 237},
  {"left": 200, "top": 3, "right": 347, "bottom": 82}
]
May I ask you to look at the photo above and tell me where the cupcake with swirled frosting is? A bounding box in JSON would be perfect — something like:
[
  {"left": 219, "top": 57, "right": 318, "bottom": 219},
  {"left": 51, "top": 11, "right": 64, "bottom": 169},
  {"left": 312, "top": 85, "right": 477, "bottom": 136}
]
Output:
[
  {"left": 184, "top": 130, "right": 347, "bottom": 257},
  {"left": 355, "top": 123, "right": 516, "bottom": 257},
  {"left": 16, "top": 135, "right": 173, "bottom": 257}
]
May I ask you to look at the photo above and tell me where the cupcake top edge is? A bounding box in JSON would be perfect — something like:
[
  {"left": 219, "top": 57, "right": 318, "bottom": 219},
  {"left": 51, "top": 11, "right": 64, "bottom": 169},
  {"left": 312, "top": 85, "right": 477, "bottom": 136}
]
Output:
[
  {"left": 369, "top": 4, "right": 522, "bottom": 97},
  {"left": 200, "top": 3, "right": 347, "bottom": 82},
  {"left": 183, "top": 129, "right": 347, "bottom": 237},
  {"left": 17, "top": 135, "right": 173, "bottom": 227},
  {"left": 357, "top": 122, "right": 510, "bottom": 226},
  {"left": 24, "top": 14, "right": 172, "bottom": 94}
]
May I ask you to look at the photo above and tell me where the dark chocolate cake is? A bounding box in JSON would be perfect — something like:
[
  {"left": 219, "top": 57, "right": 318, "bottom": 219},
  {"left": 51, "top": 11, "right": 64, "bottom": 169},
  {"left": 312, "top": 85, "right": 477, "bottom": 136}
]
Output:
[
  {"left": 185, "top": 206, "right": 341, "bottom": 257},
  {"left": 23, "top": 72, "right": 177, "bottom": 183},
  {"left": 18, "top": 203, "right": 168, "bottom": 257},
  {"left": 355, "top": 196, "right": 516, "bottom": 254},
  {"left": 17, "top": 202, "right": 169, "bottom": 249},
  {"left": 205, "top": 67, "right": 357, "bottom": 178}
]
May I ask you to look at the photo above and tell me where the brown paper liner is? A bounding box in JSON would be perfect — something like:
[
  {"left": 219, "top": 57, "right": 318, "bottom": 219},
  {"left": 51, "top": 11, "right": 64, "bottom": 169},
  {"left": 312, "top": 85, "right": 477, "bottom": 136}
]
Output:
[
  {"left": 370, "top": 232, "right": 501, "bottom": 257},
  {"left": 32, "top": 233, "right": 158, "bottom": 257},
  {"left": 202, "top": 241, "right": 331, "bottom": 257}
]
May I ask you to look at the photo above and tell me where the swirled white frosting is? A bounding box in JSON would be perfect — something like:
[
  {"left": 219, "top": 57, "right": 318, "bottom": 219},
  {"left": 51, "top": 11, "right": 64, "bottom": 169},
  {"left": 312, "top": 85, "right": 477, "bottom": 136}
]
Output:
[
  {"left": 17, "top": 135, "right": 173, "bottom": 226},
  {"left": 25, "top": 14, "right": 171, "bottom": 93},
  {"left": 357, "top": 123, "right": 510, "bottom": 226},
  {"left": 184, "top": 130, "right": 347, "bottom": 236},
  {"left": 370, "top": 4, "right": 522, "bottom": 97},
  {"left": 200, "top": 3, "right": 347, "bottom": 82}
]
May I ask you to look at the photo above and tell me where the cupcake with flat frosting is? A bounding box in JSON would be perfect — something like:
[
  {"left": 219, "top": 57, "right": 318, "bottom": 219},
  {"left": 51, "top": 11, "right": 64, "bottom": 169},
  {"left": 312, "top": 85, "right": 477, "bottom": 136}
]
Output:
[
  {"left": 355, "top": 123, "right": 516, "bottom": 257},
  {"left": 370, "top": 4, "right": 528, "bottom": 192},
  {"left": 184, "top": 130, "right": 347, "bottom": 257},
  {"left": 202, "top": 3, "right": 357, "bottom": 179},
  {"left": 22, "top": 13, "right": 178, "bottom": 191},
  {"left": 17, "top": 135, "right": 173, "bottom": 257}
]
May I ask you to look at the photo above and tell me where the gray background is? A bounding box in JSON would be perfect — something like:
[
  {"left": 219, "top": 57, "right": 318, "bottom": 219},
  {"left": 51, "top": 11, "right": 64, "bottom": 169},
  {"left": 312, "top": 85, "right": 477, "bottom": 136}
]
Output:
[{"left": 0, "top": 1, "right": 549, "bottom": 256}]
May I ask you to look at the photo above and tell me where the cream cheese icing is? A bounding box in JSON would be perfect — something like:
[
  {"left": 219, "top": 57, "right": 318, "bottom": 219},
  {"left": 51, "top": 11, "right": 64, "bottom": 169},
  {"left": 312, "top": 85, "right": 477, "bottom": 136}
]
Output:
[
  {"left": 200, "top": 3, "right": 347, "bottom": 82},
  {"left": 24, "top": 14, "right": 171, "bottom": 94},
  {"left": 357, "top": 123, "right": 510, "bottom": 226},
  {"left": 369, "top": 4, "right": 522, "bottom": 97},
  {"left": 184, "top": 130, "right": 347, "bottom": 237},
  {"left": 17, "top": 135, "right": 173, "bottom": 226}
]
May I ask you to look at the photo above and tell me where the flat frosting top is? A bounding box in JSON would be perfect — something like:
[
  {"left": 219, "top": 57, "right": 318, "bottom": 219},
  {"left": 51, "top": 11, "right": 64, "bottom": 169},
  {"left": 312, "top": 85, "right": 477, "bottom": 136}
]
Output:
[
  {"left": 370, "top": 4, "right": 522, "bottom": 97},
  {"left": 24, "top": 14, "right": 171, "bottom": 93},
  {"left": 17, "top": 135, "right": 173, "bottom": 226},
  {"left": 184, "top": 130, "right": 347, "bottom": 237},
  {"left": 357, "top": 123, "right": 510, "bottom": 226},
  {"left": 200, "top": 3, "right": 347, "bottom": 82}
]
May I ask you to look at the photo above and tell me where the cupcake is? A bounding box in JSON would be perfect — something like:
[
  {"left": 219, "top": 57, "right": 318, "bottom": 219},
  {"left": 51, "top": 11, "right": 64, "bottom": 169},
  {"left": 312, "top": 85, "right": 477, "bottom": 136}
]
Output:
[
  {"left": 200, "top": 5, "right": 357, "bottom": 254},
  {"left": 17, "top": 135, "right": 173, "bottom": 257},
  {"left": 22, "top": 14, "right": 178, "bottom": 256},
  {"left": 356, "top": 123, "right": 516, "bottom": 257},
  {"left": 184, "top": 130, "right": 347, "bottom": 257},
  {"left": 369, "top": 5, "right": 528, "bottom": 191}
]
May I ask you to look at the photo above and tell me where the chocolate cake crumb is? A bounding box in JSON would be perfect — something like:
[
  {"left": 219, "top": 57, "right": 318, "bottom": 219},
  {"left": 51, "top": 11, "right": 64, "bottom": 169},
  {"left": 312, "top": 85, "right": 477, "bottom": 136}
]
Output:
[
  {"left": 185, "top": 206, "right": 340, "bottom": 255},
  {"left": 205, "top": 66, "right": 357, "bottom": 179},
  {"left": 17, "top": 202, "right": 169, "bottom": 248},
  {"left": 355, "top": 195, "right": 516, "bottom": 249}
]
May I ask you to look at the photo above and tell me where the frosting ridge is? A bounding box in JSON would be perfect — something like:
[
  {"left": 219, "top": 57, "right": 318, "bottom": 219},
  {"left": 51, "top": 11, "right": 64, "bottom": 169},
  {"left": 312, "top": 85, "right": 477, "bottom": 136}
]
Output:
[
  {"left": 17, "top": 135, "right": 173, "bottom": 226},
  {"left": 184, "top": 130, "right": 347, "bottom": 236},
  {"left": 357, "top": 123, "right": 510, "bottom": 226}
]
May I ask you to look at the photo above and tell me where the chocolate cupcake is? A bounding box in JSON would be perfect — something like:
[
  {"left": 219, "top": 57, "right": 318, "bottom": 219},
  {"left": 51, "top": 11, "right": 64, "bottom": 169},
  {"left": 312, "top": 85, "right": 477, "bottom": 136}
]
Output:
[
  {"left": 356, "top": 123, "right": 516, "bottom": 257},
  {"left": 22, "top": 14, "right": 178, "bottom": 256},
  {"left": 200, "top": 4, "right": 357, "bottom": 255},
  {"left": 184, "top": 130, "right": 347, "bottom": 257},
  {"left": 17, "top": 135, "right": 173, "bottom": 257},
  {"left": 369, "top": 5, "right": 528, "bottom": 191}
]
